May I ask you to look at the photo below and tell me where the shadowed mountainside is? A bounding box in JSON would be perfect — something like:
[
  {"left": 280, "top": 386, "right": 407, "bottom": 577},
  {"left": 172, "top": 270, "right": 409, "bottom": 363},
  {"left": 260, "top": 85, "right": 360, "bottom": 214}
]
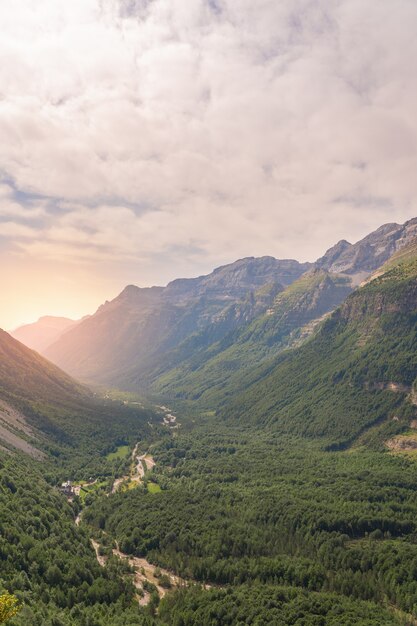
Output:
[{"left": 0, "top": 330, "right": 152, "bottom": 469}]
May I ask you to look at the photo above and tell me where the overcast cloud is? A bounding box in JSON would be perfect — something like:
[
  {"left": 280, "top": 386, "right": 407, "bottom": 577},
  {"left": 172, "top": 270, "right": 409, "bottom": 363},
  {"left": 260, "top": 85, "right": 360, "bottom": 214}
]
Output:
[{"left": 1, "top": 0, "right": 417, "bottom": 326}]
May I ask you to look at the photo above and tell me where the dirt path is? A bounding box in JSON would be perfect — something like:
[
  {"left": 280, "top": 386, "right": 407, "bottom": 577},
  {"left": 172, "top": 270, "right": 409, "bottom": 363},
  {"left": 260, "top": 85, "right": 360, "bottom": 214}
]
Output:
[
  {"left": 136, "top": 453, "right": 156, "bottom": 479},
  {"left": 91, "top": 539, "right": 106, "bottom": 567},
  {"left": 112, "top": 442, "right": 156, "bottom": 492},
  {"left": 388, "top": 604, "right": 417, "bottom": 626},
  {"left": 112, "top": 543, "right": 184, "bottom": 599},
  {"left": 73, "top": 433, "right": 184, "bottom": 606}
]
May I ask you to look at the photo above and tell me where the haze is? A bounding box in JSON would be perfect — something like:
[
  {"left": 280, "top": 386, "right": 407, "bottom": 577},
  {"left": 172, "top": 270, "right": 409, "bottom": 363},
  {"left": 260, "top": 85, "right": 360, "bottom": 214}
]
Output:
[{"left": 1, "top": 0, "right": 417, "bottom": 329}]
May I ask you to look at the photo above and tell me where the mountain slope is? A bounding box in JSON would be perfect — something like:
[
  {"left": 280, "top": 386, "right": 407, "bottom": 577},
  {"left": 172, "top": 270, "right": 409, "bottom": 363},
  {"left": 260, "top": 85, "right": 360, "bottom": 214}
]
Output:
[
  {"left": 151, "top": 269, "right": 353, "bottom": 404},
  {"left": 0, "top": 328, "right": 88, "bottom": 406},
  {"left": 11, "top": 315, "right": 81, "bottom": 353},
  {"left": 221, "top": 246, "right": 417, "bottom": 446},
  {"left": 0, "top": 330, "right": 152, "bottom": 471},
  {"left": 45, "top": 257, "right": 310, "bottom": 384}
]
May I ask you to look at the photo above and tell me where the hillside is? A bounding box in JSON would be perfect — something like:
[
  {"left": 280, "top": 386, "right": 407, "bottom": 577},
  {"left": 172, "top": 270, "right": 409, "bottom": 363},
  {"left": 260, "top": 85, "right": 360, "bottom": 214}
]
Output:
[
  {"left": 0, "top": 328, "right": 88, "bottom": 406},
  {"left": 221, "top": 246, "right": 417, "bottom": 446},
  {"left": 0, "top": 330, "right": 153, "bottom": 476}
]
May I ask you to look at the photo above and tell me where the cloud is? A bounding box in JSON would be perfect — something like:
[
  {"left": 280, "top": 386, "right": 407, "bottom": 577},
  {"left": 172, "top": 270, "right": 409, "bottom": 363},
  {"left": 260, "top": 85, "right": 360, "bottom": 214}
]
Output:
[{"left": 1, "top": 0, "right": 417, "bottom": 325}]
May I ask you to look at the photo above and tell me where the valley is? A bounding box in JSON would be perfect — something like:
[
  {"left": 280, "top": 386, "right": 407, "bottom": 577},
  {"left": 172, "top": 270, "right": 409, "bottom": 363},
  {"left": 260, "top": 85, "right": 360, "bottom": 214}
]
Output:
[
  {"left": 68, "top": 419, "right": 212, "bottom": 612},
  {"left": 2, "top": 218, "right": 417, "bottom": 625}
]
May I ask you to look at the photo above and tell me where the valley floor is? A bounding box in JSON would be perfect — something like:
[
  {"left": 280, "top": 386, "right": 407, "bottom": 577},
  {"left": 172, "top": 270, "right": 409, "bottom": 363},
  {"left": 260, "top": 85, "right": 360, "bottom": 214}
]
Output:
[{"left": 49, "top": 398, "right": 417, "bottom": 626}]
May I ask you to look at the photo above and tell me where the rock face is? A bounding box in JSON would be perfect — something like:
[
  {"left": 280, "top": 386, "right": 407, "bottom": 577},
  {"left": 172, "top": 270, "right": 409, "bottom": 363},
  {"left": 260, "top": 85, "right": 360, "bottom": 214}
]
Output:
[
  {"left": 166, "top": 256, "right": 312, "bottom": 298},
  {"left": 316, "top": 218, "right": 417, "bottom": 282}
]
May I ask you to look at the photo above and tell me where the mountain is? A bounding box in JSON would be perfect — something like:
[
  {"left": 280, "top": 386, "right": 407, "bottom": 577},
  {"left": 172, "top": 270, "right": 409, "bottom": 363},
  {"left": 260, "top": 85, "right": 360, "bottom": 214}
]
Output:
[
  {"left": 45, "top": 257, "right": 310, "bottom": 385},
  {"left": 44, "top": 218, "right": 417, "bottom": 394},
  {"left": 221, "top": 241, "right": 417, "bottom": 446},
  {"left": 151, "top": 269, "right": 353, "bottom": 404},
  {"left": 11, "top": 315, "right": 83, "bottom": 353}
]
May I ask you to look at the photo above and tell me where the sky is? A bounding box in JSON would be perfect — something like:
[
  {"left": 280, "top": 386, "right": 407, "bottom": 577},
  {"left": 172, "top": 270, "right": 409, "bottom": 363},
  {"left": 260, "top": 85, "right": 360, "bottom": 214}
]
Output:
[{"left": 1, "top": 0, "right": 417, "bottom": 329}]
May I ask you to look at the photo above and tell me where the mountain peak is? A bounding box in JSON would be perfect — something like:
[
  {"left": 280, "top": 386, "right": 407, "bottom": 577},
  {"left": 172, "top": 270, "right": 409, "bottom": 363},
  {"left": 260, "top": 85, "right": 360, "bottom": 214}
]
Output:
[
  {"left": 316, "top": 240, "right": 352, "bottom": 268},
  {"left": 316, "top": 218, "right": 417, "bottom": 279}
]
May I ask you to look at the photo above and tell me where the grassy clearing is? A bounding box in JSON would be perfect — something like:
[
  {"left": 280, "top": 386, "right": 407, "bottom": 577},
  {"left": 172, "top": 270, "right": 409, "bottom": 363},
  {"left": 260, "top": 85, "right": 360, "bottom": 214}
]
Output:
[
  {"left": 106, "top": 445, "right": 130, "bottom": 460},
  {"left": 147, "top": 482, "right": 161, "bottom": 494},
  {"left": 79, "top": 480, "right": 108, "bottom": 503}
]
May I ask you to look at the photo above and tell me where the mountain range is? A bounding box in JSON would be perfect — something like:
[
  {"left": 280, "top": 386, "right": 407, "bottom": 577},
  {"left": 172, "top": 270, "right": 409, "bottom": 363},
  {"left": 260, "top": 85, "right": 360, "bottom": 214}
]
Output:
[{"left": 34, "top": 217, "right": 417, "bottom": 397}]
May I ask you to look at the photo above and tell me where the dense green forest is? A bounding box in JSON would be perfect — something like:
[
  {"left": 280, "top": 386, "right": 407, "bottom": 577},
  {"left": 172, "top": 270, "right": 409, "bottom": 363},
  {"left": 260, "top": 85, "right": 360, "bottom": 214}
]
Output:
[
  {"left": 85, "top": 422, "right": 417, "bottom": 623},
  {"left": 0, "top": 454, "right": 159, "bottom": 626}
]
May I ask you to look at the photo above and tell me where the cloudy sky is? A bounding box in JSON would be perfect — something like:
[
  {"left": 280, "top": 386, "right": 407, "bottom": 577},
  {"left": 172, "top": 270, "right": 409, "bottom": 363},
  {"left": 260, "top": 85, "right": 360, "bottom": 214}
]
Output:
[{"left": 1, "top": 0, "right": 417, "bottom": 328}]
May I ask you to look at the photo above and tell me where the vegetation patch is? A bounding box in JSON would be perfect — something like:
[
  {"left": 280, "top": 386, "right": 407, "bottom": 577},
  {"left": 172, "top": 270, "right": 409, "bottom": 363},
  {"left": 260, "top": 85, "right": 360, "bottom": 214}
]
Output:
[
  {"left": 386, "top": 431, "right": 417, "bottom": 456},
  {"left": 106, "top": 445, "right": 130, "bottom": 460},
  {"left": 147, "top": 481, "right": 161, "bottom": 494}
]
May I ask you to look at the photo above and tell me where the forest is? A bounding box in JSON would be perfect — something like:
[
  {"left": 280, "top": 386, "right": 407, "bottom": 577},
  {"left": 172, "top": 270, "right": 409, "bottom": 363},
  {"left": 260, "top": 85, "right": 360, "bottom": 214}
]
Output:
[{"left": 84, "top": 420, "right": 417, "bottom": 623}]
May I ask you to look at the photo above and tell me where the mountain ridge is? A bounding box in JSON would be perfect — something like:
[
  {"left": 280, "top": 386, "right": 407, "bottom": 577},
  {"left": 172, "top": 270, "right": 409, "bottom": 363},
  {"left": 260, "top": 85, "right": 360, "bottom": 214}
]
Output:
[{"left": 43, "top": 217, "right": 417, "bottom": 390}]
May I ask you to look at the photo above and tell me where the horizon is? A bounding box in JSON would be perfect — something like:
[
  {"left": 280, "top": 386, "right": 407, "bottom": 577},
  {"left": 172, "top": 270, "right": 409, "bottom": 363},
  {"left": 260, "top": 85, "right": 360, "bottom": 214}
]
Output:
[{"left": 2, "top": 0, "right": 417, "bottom": 329}]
